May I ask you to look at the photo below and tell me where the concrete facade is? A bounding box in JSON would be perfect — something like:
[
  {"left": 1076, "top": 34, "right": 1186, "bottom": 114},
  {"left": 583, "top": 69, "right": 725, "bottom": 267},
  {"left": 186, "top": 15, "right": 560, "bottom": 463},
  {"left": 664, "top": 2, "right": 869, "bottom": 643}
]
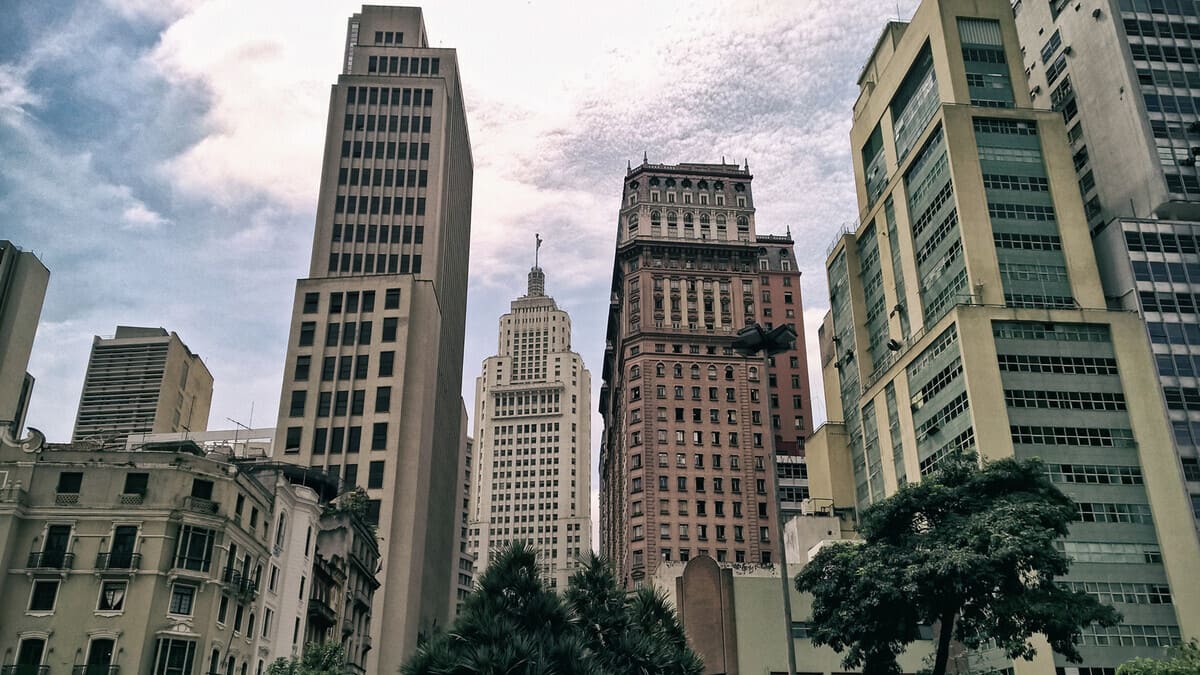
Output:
[
  {"left": 0, "top": 440, "right": 351, "bottom": 675},
  {"left": 599, "top": 161, "right": 814, "bottom": 588},
  {"left": 468, "top": 265, "right": 592, "bottom": 592},
  {"left": 451, "top": 430, "right": 474, "bottom": 617},
  {"left": 1013, "top": 0, "right": 1200, "bottom": 530},
  {"left": 72, "top": 327, "right": 213, "bottom": 448},
  {"left": 817, "top": 1, "right": 1200, "bottom": 672},
  {"left": 0, "top": 241, "right": 48, "bottom": 438},
  {"left": 271, "top": 6, "right": 473, "bottom": 671}
]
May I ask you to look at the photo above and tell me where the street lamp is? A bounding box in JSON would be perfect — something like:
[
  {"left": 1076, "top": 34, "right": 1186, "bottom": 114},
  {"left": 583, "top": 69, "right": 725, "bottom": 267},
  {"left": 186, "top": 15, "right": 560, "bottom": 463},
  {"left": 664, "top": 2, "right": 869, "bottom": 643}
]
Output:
[{"left": 732, "top": 322, "right": 799, "bottom": 675}]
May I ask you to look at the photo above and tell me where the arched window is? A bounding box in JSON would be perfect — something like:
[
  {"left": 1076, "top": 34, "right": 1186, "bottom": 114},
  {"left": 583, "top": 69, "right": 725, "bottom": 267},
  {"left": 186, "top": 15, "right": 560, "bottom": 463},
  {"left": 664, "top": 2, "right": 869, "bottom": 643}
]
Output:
[
  {"left": 630, "top": 365, "right": 640, "bottom": 379},
  {"left": 683, "top": 213, "right": 693, "bottom": 226},
  {"left": 656, "top": 362, "right": 666, "bottom": 377},
  {"left": 274, "top": 512, "right": 287, "bottom": 549},
  {"left": 673, "top": 364, "right": 683, "bottom": 378},
  {"left": 725, "top": 366, "right": 735, "bottom": 380},
  {"left": 716, "top": 214, "right": 727, "bottom": 225},
  {"left": 628, "top": 214, "right": 639, "bottom": 232},
  {"left": 666, "top": 212, "right": 678, "bottom": 227},
  {"left": 690, "top": 365, "right": 700, "bottom": 379},
  {"left": 650, "top": 211, "right": 661, "bottom": 227},
  {"left": 736, "top": 216, "right": 749, "bottom": 230},
  {"left": 708, "top": 365, "right": 718, "bottom": 380},
  {"left": 699, "top": 213, "right": 710, "bottom": 225},
  {"left": 748, "top": 366, "right": 759, "bottom": 381}
]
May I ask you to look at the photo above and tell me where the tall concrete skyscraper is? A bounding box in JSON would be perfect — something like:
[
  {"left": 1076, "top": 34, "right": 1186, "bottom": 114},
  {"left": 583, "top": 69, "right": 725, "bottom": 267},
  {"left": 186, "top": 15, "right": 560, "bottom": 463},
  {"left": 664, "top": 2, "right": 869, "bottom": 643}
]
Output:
[
  {"left": 807, "top": 0, "right": 1200, "bottom": 671},
  {"left": 73, "top": 326, "right": 212, "bottom": 447},
  {"left": 1011, "top": 0, "right": 1200, "bottom": 526},
  {"left": 468, "top": 258, "right": 592, "bottom": 591},
  {"left": 272, "top": 6, "right": 472, "bottom": 671},
  {"left": 0, "top": 241, "right": 48, "bottom": 437},
  {"left": 599, "top": 160, "right": 814, "bottom": 589}
]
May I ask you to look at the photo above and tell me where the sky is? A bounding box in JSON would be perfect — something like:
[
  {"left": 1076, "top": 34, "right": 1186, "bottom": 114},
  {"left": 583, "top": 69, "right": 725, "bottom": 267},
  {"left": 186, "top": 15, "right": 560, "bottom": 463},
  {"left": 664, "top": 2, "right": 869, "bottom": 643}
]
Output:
[{"left": 1, "top": 0, "right": 920, "bottom": 524}]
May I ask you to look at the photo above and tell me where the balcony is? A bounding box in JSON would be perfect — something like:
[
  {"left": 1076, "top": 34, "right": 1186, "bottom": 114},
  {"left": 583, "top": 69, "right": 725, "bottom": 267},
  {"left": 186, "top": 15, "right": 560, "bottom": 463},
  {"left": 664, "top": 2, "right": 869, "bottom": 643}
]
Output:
[
  {"left": 27, "top": 551, "right": 74, "bottom": 570},
  {"left": 2, "top": 666, "right": 49, "bottom": 675},
  {"left": 221, "top": 569, "right": 258, "bottom": 601},
  {"left": 183, "top": 496, "right": 218, "bottom": 515},
  {"left": 308, "top": 598, "right": 337, "bottom": 628},
  {"left": 72, "top": 667, "right": 119, "bottom": 675},
  {"left": 95, "top": 552, "right": 141, "bottom": 571}
]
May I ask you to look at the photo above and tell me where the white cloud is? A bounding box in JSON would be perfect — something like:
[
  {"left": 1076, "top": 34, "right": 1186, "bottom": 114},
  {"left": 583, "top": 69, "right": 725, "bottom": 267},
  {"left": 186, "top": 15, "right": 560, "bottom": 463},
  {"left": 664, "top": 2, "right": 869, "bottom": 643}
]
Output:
[{"left": 121, "top": 201, "right": 168, "bottom": 229}]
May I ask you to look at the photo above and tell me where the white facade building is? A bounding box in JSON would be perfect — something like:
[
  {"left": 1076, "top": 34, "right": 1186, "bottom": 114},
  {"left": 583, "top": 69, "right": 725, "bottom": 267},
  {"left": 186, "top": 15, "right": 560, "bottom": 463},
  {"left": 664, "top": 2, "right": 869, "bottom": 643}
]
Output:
[{"left": 468, "top": 262, "right": 591, "bottom": 590}]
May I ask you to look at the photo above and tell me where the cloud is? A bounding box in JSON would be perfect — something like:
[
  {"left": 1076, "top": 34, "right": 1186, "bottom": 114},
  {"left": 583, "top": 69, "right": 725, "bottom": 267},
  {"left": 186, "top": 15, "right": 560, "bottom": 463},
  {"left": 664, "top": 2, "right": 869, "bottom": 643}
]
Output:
[{"left": 121, "top": 200, "right": 168, "bottom": 230}]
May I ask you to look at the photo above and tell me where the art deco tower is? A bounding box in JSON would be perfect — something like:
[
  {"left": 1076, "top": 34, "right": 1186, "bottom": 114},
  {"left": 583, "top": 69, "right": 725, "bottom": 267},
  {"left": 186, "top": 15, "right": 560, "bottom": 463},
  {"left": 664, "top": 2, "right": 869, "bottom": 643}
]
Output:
[
  {"left": 807, "top": 0, "right": 1200, "bottom": 671},
  {"left": 273, "top": 6, "right": 472, "bottom": 671},
  {"left": 599, "top": 160, "right": 813, "bottom": 589},
  {"left": 467, "top": 251, "right": 592, "bottom": 591}
]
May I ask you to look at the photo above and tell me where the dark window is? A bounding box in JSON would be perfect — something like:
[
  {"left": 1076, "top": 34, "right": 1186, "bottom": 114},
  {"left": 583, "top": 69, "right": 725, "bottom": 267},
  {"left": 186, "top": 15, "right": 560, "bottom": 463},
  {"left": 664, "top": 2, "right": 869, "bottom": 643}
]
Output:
[
  {"left": 356, "top": 355, "right": 370, "bottom": 379},
  {"left": 322, "top": 357, "right": 335, "bottom": 381},
  {"left": 351, "top": 390, "right": 366, "bottom": 415},
  {"left": 362, "top": 291, "right": 375, "bottom": 312},
  {"left": 371, "top": 422, "right": 388, "bottom": 451},
  {"left": 312, "top": 428, "right": 328, "bottom": 455},
  {"left": 369, "top": 460, "right": 386, "bottom": 488},
  {"left": 376, "top": 386, "right": 392, "bottom": 413},
  {"left": 318, "top": 392, "right": 332, "bottom": 417},
  {"left": 123, "top": 473, "right": 149, "bottom": 495},
  {"left": 366, "top": 499, "right": 382, "bottom": 525},
  {"left": 335, "top": 391, "right": 349, "bottom": 416},
  {"left": 285, "top": 427, "right": 302, "bottom": 451},
  {"left": 330, "top": 428, "right": 345, "bottom": 454},
  {"left": 383, "top": 318, "right": 398, "bottom": 341},
  {"left": 57, "top": 472, "right": 83, "bottom": 494},
  {"left": 191, "top": 479, "right": 214, "bottom": 500},
  {"left": 302, "top": 293, "right": 319, "bottom": 313},
  {"left": 325, "top": 324, "right": 339, "bottom": 347},
  {"left": 347, "top": 426, "right": 362, "bottom": 453},
  {"left": 29, "top": 580, "right": 59, "bottom": 611},
  {"left": 294, "top": 355, "right": 311, "bottom": 380},
  {"left": 359, "top": 321, "right": 373, "bottom": 344},
  {"left": 299, "top": 322, "right": 315, "bottom": 346},
  {"left": 338, "top": 357, "right": 352, "bottom": 380},
  {"left": 289, "top": 390, "right": 307, "bottom": 417},
  {"left": 344, "top": 463, "right": 358, "bottom": 487}
]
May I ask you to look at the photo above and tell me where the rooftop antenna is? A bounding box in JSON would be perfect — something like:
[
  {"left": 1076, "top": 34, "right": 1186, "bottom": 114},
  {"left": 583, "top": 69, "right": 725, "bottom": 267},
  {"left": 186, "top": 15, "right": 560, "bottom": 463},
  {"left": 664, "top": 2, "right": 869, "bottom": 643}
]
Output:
[
  {"left": 643, "top": 150, "right": 648, "bottom": 164},
  {"left": 896, "top": 0, "right": 902, "bottom": 20},
  {"left": 745, "top": 157, "right": 750, "bottom": 172},
  {"left": 535, "top": 233, "right": 542, "bottom": 268},
  {"left": 627, "top": 159, "right": 632, "bottom": 173}
]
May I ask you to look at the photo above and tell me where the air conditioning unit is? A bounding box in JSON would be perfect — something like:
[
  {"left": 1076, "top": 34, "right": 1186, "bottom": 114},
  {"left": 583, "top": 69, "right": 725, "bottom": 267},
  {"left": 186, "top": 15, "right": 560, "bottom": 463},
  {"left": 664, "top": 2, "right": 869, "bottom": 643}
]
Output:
[
  {"left": 1182, "top": 158, "right": 1197, "bottom": 167},
  {"left": 887, "top": 339, "right": 902, "bottom": 351}
]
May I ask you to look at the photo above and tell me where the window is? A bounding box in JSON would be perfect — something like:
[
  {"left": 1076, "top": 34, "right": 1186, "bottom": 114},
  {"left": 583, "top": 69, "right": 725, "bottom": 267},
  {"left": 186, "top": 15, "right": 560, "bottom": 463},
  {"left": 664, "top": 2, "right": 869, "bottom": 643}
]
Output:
[
  {"left": 57, "top": 471, "right": 82, "bottom": 494},
  {"left": 29, "top": 579, "right": 59, "bottom": 611},
  {"left": 298, "top": 322, "right": 315, "bottom": 346},
  {"left": 288, "top": 391, "right": 306, "bottom": 417},
  {"left": 176, "top": 525, "right": 215, "bottom": 572},
  {"left": 379, "top": 351, "right": 395, "bottom": 377},
  {"left": 123, "top": 472, "right": 149, "bottom": 495},
  {"left": 369, "top": 461, "right": 386, "bottom": 489},
  {"left": 168, "top": 583, "right": 194, "bottom": 615},
  {"left": 382, "top": 318, "right": 398, "bottom": 341},
  {"left": 153, "top": 639, "right": 196, "bottom": 675}
]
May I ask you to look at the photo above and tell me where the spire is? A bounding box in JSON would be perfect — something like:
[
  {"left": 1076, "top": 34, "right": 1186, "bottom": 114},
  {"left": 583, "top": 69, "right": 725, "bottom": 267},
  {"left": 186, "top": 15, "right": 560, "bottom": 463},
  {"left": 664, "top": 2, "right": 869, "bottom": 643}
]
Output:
[
  {"left": 643, "top": 150, "right": 648, "bottom": 164},
  {"left": 528, "top": 234, "right": 545, "bottom": 296}
]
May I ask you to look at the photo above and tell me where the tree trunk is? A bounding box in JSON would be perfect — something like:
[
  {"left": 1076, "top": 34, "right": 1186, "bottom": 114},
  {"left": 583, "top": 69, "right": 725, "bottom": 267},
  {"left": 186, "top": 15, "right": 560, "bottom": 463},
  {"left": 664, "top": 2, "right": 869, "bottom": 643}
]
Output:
[{"left": 932, "top": 609, "right": 955, "bottom": 675}]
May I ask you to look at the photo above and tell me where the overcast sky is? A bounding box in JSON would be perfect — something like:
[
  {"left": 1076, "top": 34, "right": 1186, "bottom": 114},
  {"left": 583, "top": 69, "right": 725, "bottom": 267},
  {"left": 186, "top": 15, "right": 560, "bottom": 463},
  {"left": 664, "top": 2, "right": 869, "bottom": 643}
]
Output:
[{"left": 2, "top": 0, "right": 919, "bottom": 512}]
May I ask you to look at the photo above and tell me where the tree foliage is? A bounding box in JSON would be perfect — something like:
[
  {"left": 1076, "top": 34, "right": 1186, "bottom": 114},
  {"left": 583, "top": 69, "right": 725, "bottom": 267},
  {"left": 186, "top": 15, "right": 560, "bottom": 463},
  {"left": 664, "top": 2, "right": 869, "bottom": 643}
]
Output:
[
  {"left": 1117, "top": 640, "right": 1200, "bottom": 675},
  {"left": 402, "top": 543, "right": 703, "bottom": 675},
  {"left": 795, "top": 453, "right": 1120, "bottom": 675},
  {"left": 265, "top": 642, "right": 351, "bottom": 675}
]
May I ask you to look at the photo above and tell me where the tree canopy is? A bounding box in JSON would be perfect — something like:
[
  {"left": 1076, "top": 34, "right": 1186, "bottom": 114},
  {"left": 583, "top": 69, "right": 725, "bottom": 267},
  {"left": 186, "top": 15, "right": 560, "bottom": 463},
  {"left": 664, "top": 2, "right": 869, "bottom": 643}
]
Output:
[
  {"left": 402, "top": 543, "right": 703, "bottom": 675},
  {"left": 794, "top": 452, "right": 1120, "bottom": 675},
  {"left": 1117, "top": 640, "right": 1200, "bottom": 675},
  {"left": 265, "top": 642, "right": 351, "bottom": 675}
]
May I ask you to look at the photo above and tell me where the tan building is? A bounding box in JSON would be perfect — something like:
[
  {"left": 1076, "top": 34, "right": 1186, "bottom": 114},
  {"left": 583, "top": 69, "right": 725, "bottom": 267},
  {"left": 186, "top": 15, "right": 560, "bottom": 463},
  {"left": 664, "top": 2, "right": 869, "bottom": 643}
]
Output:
[
  {"left": 468, "top": 263, "right": 592, "bottom": 591},
  {"left": 72, "top": 326, "right": 213, "bottom": 447},
  {"left": 0, "top": 241, "right": 49, "bottom": 437},
  {"left": 600, "top": 160, "right": 818, "bottom": 588},
  {"left": 452, "top": 428, "right": 474, "bottom": 616},
  {"left": 271, "top": 6, "right": 473, "bottom": 671},
  {"left": 812, "top": 0, "right": 1200, "bottom": 672},
  {"left": 306, "top": 504, "right": 380, "bottom": 673}
]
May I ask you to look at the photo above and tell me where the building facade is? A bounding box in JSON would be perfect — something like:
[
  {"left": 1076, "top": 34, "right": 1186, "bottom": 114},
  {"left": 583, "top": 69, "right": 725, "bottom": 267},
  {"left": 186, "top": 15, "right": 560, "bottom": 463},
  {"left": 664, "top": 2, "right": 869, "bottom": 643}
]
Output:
[
  {"left": 271, "top": 6, "right": 473, "bottom": 670},
  {"left": 72, "top": 326, "right": 213, "bottom": 448},
  {"left": 0, "top": 241, "right": 48, "bottom": 438},
  {"left": 1013, "top": 0, "right": 1200, "bottom": 528},
  {"left": 452, "top": 430, "right": 474, "bottom": 615},
  {"left": 468, "top": 264, "right": 591, "bottom": 591},
  {"left": 814, "top": 1, "right": 1200, "bottom": 672},
  {"left": 599, "top": 160, "right": 812, "bottom": 588},
  {"left": 0, "top": 439, "right": 356, "bottom": 675}
]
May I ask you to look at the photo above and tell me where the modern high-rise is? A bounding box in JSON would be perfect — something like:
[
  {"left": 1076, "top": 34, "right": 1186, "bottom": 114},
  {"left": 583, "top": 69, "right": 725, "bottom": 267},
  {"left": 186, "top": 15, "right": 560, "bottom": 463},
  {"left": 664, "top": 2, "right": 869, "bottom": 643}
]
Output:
[
  {"left": 0, "top": 241, "right": 49, "bottom": 437},
  {"left": 73, "top": 326, "right": 213, "bottom": 447},
  {"left": 599, "top": 160, "right": 813, "bottom": 588},
  {"left": 468, "top": 262, "right": 592, "bottom": 591},
  {"left": 808, "top": 0, "right": 1200, "bottom": 671},
  {"left": 1012, "top": 0, "right": 1200, "bottom": 526},
  {"left": 272, "top": 6, "right": 472, "bottom": 671}
]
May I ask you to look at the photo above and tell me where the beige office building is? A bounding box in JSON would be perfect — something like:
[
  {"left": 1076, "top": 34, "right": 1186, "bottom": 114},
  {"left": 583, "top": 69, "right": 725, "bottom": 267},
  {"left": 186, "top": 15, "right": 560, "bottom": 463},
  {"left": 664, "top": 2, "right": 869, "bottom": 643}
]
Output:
[
  {"left": 809, "top": 0, "right": 1200, "bottom": 672},
  {"left": 0, "top": 241, "right": 49, "bottom": 437},
  {"left": 72, "top": 326, "right": 213, "bottom": 447},
  {"left": 272, "top": 6, "right": 472, "bottom": 671},
  {"left": 468, "top": 264, "right": 592, "bottom": 591}
]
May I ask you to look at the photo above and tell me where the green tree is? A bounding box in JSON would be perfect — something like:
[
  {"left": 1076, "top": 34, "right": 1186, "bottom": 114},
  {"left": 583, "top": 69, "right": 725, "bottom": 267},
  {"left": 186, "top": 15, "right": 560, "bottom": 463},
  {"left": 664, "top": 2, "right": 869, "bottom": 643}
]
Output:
[
  {"left": 1117, "top": 640, "right": 1200, "bottom": 675},
  {"left": 403, "top": 544, "right": 702, "bottom": 675},
  {"left": 265, "top": 642, "right": 350, "bottom": 675},
  {"left": 795, "top": 453, "right": 1120, "bottom": 675}
]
